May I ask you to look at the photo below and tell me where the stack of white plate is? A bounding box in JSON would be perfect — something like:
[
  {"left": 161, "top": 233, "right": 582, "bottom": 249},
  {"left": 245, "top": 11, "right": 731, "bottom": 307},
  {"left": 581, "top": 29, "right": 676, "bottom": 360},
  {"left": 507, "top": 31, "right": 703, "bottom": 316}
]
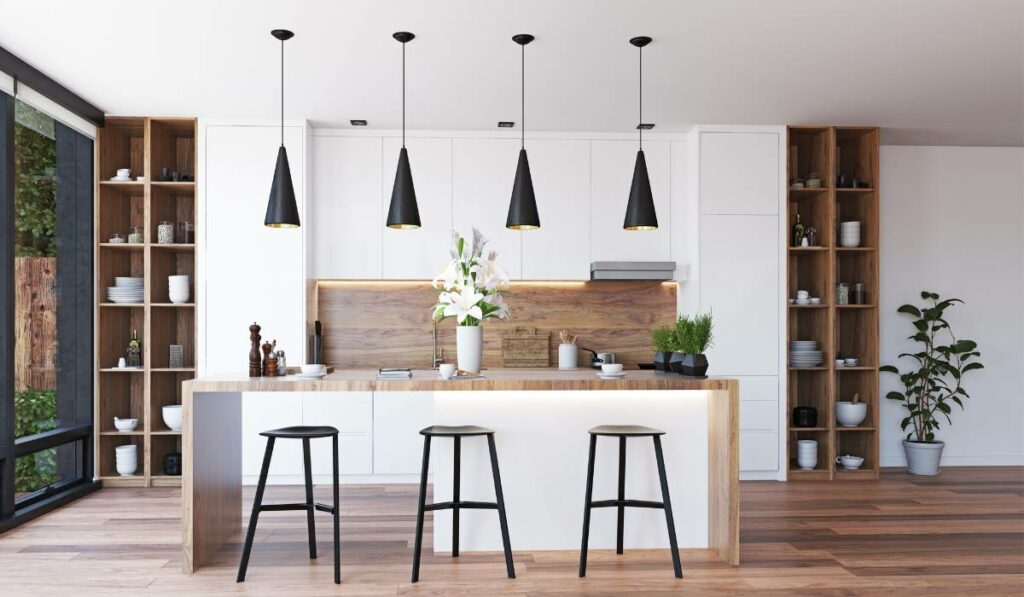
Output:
[
  {"left": 107, "top": 277, "right": 143, "bottom": 303},
  {"left": 839, "top": 221, "right": 861, "bottom": 247},
  {"left": 790, "top": 340, "right": 823, "bottom": 367},
  {"left": 115, "top": 444, "right": 138, "bottom": 476}
]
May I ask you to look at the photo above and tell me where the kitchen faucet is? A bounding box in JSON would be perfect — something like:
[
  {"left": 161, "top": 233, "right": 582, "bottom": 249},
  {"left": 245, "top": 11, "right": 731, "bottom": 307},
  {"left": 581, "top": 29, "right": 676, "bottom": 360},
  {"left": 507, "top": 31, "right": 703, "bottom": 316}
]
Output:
[{"left": 432, "top": 319, "right": 444, "bottom": 369}]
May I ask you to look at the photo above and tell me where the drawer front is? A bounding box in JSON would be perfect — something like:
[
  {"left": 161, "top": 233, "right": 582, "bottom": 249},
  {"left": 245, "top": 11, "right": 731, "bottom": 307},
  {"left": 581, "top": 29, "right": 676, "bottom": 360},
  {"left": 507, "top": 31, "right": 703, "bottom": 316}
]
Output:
[
  {"left": 310, "top": 435, "right": 373, "bottom": 476},
  {"left": 302, "top": 391, "right": 373, "bottom": 435},
  {"left": 740, "top": 432, "right": 779, "bottom": 471},
  {"left": 740, "top": 401, "right": 779, "bottom": 433}
]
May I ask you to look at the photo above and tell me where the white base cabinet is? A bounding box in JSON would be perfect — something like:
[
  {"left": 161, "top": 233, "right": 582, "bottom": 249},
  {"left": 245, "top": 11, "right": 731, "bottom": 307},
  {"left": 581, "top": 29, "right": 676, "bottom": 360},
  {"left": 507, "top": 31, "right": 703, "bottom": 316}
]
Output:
[{"left": 372, "top": 392, "right": 434, "bottom": 475}]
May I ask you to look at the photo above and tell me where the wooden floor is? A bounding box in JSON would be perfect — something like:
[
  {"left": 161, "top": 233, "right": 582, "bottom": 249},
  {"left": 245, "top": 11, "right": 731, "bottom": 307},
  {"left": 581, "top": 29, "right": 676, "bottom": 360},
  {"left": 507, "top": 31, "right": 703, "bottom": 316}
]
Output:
[{"left": 0, "top": 467, "right": 1021, "bottom": 595}]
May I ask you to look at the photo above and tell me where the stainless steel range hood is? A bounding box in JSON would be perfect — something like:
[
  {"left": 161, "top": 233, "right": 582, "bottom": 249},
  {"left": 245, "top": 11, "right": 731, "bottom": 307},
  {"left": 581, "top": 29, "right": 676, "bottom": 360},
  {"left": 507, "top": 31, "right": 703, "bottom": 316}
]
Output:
[{"left": 590, "top": 261, "right": 676, "bottom": 281}]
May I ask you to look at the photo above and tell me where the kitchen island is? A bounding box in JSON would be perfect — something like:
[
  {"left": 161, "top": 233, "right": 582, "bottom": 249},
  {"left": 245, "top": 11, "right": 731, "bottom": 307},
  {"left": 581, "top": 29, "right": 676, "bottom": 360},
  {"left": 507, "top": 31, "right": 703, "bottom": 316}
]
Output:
[{"left": 181, "top": 369, "right": 739, "bottom": 573}]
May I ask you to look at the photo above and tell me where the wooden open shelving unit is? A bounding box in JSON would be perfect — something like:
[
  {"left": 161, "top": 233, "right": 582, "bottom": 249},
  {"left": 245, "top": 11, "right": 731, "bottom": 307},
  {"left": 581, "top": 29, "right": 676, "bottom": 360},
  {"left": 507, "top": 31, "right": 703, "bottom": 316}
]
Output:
[
  {"left": 786, "top": 125, "right": 880, "bottom": 480},
  {"left": 94, "top": 117, "right": 197, "bottom": 487}
]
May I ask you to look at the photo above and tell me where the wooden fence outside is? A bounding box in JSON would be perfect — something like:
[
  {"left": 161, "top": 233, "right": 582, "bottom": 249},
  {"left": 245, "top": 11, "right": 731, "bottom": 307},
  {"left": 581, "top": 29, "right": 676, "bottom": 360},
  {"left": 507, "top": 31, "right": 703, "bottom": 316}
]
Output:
[{"left": 14, "top": 256, "right": 57, "bottom": 392}]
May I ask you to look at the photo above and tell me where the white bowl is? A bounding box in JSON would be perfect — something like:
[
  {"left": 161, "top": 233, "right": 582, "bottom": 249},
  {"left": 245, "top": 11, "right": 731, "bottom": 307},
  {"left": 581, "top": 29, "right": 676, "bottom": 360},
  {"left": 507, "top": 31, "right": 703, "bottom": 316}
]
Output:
[
  {"left": 836, "top": 401, "right": 868, "bottom": 427},
  {"left": 162, "top": 405, "right": 183, "bottom": 432},
  {"left": 601, "top": 363, "right": 624, "bottom": 375},
  {"left": 116, "top": 460, "right": 138, "bottom": 476},
  {"left": 836, "top": 454, "right": 864, "bottom": 469},
  {"left": 113, "top": 417, "right": 138, "bottom": 432},
  {"left": 301, "top": 363, "right": 327, "bottom": 375}
]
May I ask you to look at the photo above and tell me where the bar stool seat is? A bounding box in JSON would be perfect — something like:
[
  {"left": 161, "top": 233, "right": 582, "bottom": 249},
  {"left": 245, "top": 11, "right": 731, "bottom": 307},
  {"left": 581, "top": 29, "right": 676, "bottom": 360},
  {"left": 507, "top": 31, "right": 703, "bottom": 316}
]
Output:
[
  {"left": 261, "top": 426, "right": 339, "bottom": 438},
  {"left": 412, "top": 425, "right": 514, "bottom": 582},
  {"left": 579, "top": 425, "right": 682, "bottom": 579},
  {"left": 238, "top": 425, "right": 341, "bottom": 584}
]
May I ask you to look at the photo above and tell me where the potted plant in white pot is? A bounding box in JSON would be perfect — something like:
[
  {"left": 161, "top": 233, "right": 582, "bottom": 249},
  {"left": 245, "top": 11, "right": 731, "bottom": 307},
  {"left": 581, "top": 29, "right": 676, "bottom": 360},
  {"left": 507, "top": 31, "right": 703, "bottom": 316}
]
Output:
[
  {"left": 881, "top": 291, "right": 983, "bottom": 475},
  {"left": 432, "top": 229, "right": 510, "bottom": 373},
  {"left": 679, "top": 312, "right": 713, "bottom": 377}
]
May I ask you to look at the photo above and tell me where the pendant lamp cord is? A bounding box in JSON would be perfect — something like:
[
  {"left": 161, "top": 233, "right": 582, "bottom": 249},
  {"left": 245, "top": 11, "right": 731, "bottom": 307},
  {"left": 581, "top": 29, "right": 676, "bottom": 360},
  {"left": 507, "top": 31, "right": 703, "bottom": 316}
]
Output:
[
  {"left": 521, "top": 42, "right": 525, "bottom": 149},
  {"left": 638, "top": 44, "right": 643, "bottom": 151},
  {"left": 280, "top": 37, "right": 285, "bottom": 148},
  {"left": 402, "top": 41, "right": 406, "bottom": 148}
]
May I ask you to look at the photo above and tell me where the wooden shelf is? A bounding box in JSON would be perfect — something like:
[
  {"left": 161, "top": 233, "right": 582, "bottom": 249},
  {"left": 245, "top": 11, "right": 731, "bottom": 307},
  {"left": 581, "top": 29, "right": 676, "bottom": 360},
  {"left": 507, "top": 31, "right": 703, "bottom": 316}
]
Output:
[
  {"left": 96, "top": 116, "right": 197, "bottom": 489},
  {"left": 787, "top": 125, "right": 879, "bottom": 482},
  {"left": 788, "top": 426, "right": 829, "bottom": 432}
]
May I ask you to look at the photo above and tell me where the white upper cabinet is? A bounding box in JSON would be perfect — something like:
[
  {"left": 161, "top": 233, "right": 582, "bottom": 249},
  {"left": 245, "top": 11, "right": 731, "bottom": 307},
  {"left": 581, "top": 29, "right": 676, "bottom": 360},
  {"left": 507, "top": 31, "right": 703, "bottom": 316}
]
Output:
[
  {"left": 699, "top": 132, "right": 779, "bottom": 215},
  {"left": 452, "top": 138, "right": 523, "bottom": 279},
  {"left": 312, "top": 135, "right": 382, "bottom": 279},
  {"left": 590, "top": 139, "right": 671, "bottom": 262},
  {"left": 381, "top": 137, "right": 453, "bottom": 279},
  {"left": 520, "top": 139, "right": 591, "bottom": 279},
  {"left": 699, "top": 214, "right": 779, "bottom": 375},
  {"left": 203, "top": 124, "right": 306, "bottom": 374}
]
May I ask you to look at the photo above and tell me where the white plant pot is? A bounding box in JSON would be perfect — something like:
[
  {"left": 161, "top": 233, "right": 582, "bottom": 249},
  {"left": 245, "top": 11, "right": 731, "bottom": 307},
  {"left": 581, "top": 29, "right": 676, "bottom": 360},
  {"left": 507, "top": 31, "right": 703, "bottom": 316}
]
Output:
[
  {"left": 903, "top": 440, "right": 944, "bottom": 475},
  {"left": 456, "top": 325, "right": 483, "bottom": 373},
  {"left": 558, "top": 344, "right": 578, "bottom": 370},
  {"left": 162, "top": 404, "right": 183, "bottom": 432}
]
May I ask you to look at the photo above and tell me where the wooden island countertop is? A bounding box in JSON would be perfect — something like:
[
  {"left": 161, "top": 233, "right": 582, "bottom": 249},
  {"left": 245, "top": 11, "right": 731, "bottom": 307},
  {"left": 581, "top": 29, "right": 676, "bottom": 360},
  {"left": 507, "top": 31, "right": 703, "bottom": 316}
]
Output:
[{"left": 184, "top": 368, "right": 738, "bottom": 393}]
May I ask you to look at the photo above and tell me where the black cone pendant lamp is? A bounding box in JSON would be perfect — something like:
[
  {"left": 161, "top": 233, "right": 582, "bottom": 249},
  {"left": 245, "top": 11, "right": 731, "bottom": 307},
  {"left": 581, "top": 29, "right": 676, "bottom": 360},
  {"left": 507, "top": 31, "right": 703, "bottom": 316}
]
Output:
[
  {"left": 623, "top": 36, "right": 658, "bottom": 231},
  {"left": 506, "top": 34, "right": 540, "bottom": 230},
  {"left": 265, "top": 29, "right": 300, "bottom": 228},
  {"left": 386, "top": 31, "right": 421, "bottom": 229}
]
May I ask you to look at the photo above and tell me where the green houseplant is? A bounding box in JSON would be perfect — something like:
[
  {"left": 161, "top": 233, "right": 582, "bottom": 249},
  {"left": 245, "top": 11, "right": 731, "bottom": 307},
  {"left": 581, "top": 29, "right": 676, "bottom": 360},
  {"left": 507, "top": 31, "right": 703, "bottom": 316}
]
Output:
[
  {"left": 650, "top": 325, "right": 674, "bottom": 371},
  {"left": 679, "top": 312, "right": 714, "bottom": 377},
  {"left": 668, "top": 315, "right": 688, "bottom": 373},
  {"left": 880, "top": 291, "right": 983, "bottom": 475}
]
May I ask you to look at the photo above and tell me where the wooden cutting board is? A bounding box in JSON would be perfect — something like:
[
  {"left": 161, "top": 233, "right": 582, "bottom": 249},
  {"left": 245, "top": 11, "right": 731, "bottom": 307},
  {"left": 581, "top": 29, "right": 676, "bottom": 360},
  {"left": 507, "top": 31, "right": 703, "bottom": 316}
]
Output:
[{"left": 501, "top": 327, "right": 550, "bottom": 367}]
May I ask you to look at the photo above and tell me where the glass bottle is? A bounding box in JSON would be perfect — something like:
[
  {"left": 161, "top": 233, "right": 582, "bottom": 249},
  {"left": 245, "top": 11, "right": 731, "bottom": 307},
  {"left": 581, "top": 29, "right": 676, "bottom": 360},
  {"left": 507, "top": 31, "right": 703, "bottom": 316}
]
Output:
[{"left": 792, "top": 213, "right": 805, "bottom": 247}]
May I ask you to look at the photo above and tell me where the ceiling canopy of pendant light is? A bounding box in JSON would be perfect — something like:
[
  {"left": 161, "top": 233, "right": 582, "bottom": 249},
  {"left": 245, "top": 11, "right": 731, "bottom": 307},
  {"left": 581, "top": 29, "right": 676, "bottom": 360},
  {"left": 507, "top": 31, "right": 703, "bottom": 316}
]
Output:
[
  {"left": 506, "top": 33, "right": 540, "bottom": 231},
  {"left": 265, "top": 29, "right": 300, "bottom": 228},
  {"left": 623, "top": 35, "right": 658, "bottom": 231},
  {"left": 386, "top": 31, "right": 421, "bottom": 230}
]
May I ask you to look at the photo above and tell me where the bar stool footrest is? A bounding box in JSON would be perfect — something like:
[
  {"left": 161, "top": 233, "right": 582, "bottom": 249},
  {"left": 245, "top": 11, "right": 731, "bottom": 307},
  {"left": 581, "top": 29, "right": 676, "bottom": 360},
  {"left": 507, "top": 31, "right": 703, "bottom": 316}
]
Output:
[
  {"left": 258, "top": 502, "right": 338, "bottom": 514},
  {"left": 589, "top": 499, "right": 665, "bottom": 509},
  {"left": 424, "top": 500, "right": 499, "bottom": 512}
]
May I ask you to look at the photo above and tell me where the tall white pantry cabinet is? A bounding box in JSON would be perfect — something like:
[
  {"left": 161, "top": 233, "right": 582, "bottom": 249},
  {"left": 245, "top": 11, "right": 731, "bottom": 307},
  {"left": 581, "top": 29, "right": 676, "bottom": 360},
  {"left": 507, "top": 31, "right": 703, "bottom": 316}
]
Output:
[{"left": 200, "top": 124, "right": 788, "bottom": 482}]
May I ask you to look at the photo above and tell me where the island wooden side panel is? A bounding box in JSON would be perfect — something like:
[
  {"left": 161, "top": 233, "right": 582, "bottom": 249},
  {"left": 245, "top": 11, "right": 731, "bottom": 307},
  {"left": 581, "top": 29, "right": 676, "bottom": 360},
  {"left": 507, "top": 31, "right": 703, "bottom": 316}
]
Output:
[{"left": 707, "top": 381, "right": 740, "bottom": 565}]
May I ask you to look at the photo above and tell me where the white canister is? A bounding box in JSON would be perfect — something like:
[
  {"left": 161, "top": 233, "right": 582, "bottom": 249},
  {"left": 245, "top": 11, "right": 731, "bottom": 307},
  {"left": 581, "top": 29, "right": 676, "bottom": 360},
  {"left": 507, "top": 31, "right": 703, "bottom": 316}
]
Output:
[
  {"left": 796, "top": 439, "right": 818, "bottom": 470},
  {"left": 456, "top": 325, "right": 483, "bottom": 373},
  {"left": 558, "top": 344, "right": 578, "bottom": 370}
]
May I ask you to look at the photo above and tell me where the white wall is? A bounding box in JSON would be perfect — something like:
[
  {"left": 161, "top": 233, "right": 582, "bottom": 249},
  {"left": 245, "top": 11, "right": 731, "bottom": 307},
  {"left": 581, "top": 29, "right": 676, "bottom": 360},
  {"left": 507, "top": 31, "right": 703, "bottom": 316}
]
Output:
[{"left": 880, "top": 146, "right": 1024, "bottom": 466}]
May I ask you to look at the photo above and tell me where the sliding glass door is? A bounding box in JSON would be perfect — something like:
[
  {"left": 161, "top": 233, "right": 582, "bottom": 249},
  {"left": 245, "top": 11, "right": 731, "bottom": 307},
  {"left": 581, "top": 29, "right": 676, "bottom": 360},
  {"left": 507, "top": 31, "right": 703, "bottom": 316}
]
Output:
[{"left": 0, "top": 90, "right": 97, "bottom": 531}]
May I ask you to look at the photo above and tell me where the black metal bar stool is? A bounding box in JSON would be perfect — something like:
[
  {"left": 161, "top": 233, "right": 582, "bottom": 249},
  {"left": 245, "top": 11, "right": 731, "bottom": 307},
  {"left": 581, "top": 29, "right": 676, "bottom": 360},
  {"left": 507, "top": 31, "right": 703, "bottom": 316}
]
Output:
[
  {"left": 237, "top": 426, "right": 341, "bottom": 584},
  {"left": 412, "top": 425, "right": 515, "bottom": 583},
  {"left": 579, "top": 425, "right": 682, "bottom": 578}
]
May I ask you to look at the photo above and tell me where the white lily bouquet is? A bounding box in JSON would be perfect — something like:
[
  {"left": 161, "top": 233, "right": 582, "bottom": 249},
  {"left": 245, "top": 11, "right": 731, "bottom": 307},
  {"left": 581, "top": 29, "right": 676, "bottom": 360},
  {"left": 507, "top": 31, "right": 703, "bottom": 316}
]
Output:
[
  {"left": 432, "top": 228, "right": 510, "bottom": 325},
  {"left": 432, "top": 229, "right": 509, "bottom": 373}
]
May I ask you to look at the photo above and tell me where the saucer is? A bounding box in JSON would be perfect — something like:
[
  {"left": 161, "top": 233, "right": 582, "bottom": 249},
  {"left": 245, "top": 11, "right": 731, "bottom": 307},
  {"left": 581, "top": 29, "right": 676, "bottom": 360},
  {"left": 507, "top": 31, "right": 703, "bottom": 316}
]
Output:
[
  {"left": 295, "top": 372, "right": 327, "bottom": 379},
  {"left": 597, "top": 372, "right": 626, "bottom": 379}
]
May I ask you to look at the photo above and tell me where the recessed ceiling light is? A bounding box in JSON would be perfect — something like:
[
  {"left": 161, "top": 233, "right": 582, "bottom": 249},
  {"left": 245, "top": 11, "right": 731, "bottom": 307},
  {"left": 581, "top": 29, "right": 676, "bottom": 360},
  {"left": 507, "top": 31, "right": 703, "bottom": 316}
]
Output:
[
  {"left": 498, "top": 121, "right": 515, "bottom": 128},
  {"left": 637, "top": 123, "right": 655, "bottom": 130},
  {"left": 350, "top": 119, "right": 367, "bottom": 126}
]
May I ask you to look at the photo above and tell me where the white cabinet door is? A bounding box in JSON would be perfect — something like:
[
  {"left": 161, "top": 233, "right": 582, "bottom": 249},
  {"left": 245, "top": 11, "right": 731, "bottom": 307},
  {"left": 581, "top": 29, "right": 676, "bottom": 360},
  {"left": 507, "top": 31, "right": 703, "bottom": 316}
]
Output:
[
  {"left": 740, "top": 432, "right": 779, "bottom": 471},
  {"left": 699, "top": 132, "right": 780, "bottom": 215},
  {"left": 382, "top": 137, "right": 453, "bottom": 279},
  {"left": 312, "top": 135, "right": 382, "bottom": 279},
  {"left": 302, "top": 392, "right": 373, "bottom": 475},
  {"left": 737, "top": 376, "right": 780, "bottom": 434},
  {"left": 204, "top": 125, "right": 305, "bottom": 374},
  {"left": 452, "top": 138, "right": 523, "bottom": 279},
  {"left": 521, "top": 139, "right": 591, "bottom": 279},
  {"left": 373, "top": 392, "right": 434, "bottom": 475},
  {"left": 699, "top": 215, "right": 779, "bottom": 375},
  {"left": 241, "top": 392, "right": 303, "bottom": 479},
  {"left": 590, "top": 140, "right": 672, "bottom": 262}
]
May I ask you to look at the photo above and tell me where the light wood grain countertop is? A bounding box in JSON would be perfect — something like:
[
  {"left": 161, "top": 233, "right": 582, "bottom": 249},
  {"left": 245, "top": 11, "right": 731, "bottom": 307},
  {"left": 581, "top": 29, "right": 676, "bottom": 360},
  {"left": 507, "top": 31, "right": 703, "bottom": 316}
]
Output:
[{"left": 184, "top": 368, "right": 737, "bottom": 393}]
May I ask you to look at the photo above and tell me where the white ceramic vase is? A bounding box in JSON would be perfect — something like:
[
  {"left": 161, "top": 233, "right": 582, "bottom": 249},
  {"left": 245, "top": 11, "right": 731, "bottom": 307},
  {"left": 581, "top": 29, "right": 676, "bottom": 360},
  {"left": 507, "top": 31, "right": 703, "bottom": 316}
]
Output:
[
  {"left": 456, "top": 325, "right": 483, "bottom": 373},
  {"left": 558, "top": 344, "right": 578, "bottom": 369}
]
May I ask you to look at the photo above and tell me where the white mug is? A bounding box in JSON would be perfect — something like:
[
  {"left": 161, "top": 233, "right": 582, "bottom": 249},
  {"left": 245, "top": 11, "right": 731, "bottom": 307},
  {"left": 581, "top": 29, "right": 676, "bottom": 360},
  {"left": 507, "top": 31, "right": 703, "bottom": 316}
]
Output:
[
  {"left": 438, "top": 363, "right": 456, "bottom": 379},
  {"left": 117, "top": 357, "right": 127, "bottom": 368}
]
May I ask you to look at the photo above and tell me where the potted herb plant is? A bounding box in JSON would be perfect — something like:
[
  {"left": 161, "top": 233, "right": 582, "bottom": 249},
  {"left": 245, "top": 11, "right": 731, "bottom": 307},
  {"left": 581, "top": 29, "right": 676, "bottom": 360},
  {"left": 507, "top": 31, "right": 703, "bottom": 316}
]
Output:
[
  {"left": 880, "top": 291, "right": 983, "bottom": 476},
  {"left": 650, "top": 325, "right": 674, "bottom": 371},
  {"left": 669, "top": 315, "right": 688, "bottom": 373},
  {"left": 679, "top": 312, "right": 713, "bottom": 377},
  {"left": 432, "top": 229, "right": 510, "bottom": 373}
]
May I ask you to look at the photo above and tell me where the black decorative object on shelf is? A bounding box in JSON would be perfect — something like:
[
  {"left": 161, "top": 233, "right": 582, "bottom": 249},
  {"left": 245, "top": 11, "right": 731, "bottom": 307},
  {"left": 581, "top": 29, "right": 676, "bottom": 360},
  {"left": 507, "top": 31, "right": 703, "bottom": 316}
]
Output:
[
  {"left": 163, "top": 452, "right": 182, "bottom": 476},
  {"left": 264, "top": 29, "right": 300, "bottom": 228},
  {"left": 386, "top": 31, "right": 422, "bottom": 229},
  {"left": 679, "top": 353, "right": 709, "bottom": 377},
  {"left": 792, "top": 406, "right": 818, "bottom": 428},
  {"left": 623, "top": 36, "right": 658, "bottom": 231},
  {"left": 506, "top": 34, "right": 540, "bottom": 230}
]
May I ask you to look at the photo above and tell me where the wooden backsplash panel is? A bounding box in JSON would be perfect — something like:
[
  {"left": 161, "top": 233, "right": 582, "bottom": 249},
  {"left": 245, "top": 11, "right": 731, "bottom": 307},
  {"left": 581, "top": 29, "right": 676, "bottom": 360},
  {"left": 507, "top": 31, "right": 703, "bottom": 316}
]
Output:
[{"left": 314, "top": 281, "right": 677, "bottom": 368}]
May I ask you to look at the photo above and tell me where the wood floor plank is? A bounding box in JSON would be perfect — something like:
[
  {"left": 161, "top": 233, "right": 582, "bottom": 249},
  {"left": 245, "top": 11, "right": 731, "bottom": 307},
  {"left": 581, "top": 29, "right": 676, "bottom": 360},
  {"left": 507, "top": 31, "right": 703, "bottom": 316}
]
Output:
[{"left": 0, "top": 467, "right": 1020, "bottom": 595}]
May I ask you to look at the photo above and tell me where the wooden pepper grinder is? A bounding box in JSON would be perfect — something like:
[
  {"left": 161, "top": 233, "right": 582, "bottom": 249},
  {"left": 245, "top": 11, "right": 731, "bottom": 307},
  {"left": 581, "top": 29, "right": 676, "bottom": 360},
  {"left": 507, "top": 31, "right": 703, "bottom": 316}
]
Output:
[
  {"left": 261, "top": 340, "right": 274, "bottom": 376},
  {"left": 249, "top": 322, "right": 263, "bottom": 377}
]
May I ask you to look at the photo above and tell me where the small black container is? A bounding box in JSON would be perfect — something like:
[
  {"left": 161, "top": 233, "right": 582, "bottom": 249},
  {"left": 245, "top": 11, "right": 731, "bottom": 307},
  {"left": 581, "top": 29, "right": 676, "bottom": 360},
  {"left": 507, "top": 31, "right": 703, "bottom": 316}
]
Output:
[
  {"left": 164, "top": 452, "right": 182, "bottom": 476},
  {"left": 680, "top": 353, "right": 709, "bottom": 377},
  {"left": 792, "top": 406, "right": 818, "bottom": 428},
  {"left": 669, "top": 352, "right": 686, "bottom": 373},
  {"left": 654, "top": 351, "right": 672, "bottom": 372}
]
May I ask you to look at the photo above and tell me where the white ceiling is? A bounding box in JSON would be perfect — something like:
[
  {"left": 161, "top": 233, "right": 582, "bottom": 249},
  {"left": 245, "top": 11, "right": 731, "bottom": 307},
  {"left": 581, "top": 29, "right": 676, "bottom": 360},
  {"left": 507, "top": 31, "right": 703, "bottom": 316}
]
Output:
[{"left": 1, "top": 0, "right": 1021, "bottom": 146}]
